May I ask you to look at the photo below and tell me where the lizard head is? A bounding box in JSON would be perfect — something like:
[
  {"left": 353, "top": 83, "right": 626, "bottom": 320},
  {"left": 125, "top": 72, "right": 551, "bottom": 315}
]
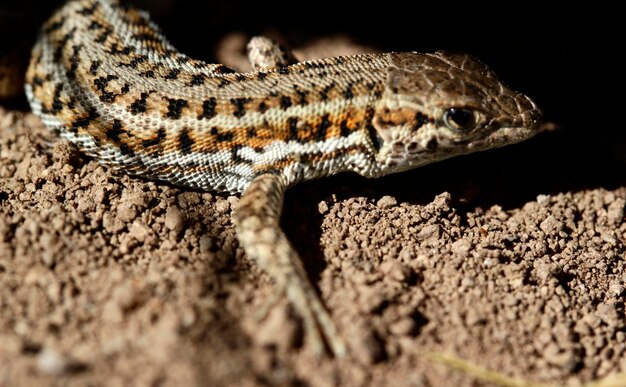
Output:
[{"left": 370, "top": 51, "right": 542, "bottom": 174}]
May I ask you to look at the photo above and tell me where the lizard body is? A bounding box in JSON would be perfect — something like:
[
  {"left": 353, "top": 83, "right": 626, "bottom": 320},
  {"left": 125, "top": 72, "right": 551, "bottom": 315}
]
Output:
[{"left": 25, "top": 0, "right": 542, "bottom": 356}]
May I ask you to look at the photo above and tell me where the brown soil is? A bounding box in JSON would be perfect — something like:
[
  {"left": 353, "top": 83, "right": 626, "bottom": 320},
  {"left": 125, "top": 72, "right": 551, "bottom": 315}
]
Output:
[{"left": 2, "top": 37, "right": 626, "bottom": 386}]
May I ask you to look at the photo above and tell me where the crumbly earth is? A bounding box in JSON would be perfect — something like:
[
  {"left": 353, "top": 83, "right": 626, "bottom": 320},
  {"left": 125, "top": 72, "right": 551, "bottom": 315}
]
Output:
[{"left": 2, "top": 37, "right": 626, "bottom": 386}]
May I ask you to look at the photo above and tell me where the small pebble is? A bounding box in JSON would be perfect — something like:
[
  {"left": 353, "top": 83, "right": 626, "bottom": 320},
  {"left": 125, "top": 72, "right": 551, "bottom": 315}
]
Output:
[
  {"left": 36, "top": 348, "right": 84, "bottom": 375},
  {"left": 164, "top": 205, "right": 185, "bottom": 232},
  {"left": 318, "top": 200, "right": 329, "bottom": 214},
  {"left": 376, "top": 195, "right": 397, "bottom": 209}
]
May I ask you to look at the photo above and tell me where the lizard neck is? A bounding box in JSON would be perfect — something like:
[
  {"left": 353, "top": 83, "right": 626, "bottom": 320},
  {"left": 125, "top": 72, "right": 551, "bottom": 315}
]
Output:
[{"left": 240, "top": 68, "right": 388, "bottom": 187}]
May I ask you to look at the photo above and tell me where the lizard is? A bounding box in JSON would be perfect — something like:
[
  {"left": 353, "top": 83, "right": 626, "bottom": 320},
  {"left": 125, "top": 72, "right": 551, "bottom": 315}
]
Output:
[{"left": 24, "top": 0, "right": 542, "bottom": 357}]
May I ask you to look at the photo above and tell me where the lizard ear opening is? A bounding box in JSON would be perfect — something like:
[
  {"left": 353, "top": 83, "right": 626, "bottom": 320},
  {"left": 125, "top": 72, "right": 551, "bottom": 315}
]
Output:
[{"left": 367, "top": 123, "right": 384, "bottom": 151}]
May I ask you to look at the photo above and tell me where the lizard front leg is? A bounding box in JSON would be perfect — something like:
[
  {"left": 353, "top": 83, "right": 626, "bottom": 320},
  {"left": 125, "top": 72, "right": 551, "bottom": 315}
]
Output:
[{"left": 234, "top": 173, "right": 346, "bottom": 357}]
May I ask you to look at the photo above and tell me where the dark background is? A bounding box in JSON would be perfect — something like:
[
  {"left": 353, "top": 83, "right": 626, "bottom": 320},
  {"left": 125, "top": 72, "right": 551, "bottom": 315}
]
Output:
[{"left": 1, "top": 1, "right": 623, "bottom": 203}]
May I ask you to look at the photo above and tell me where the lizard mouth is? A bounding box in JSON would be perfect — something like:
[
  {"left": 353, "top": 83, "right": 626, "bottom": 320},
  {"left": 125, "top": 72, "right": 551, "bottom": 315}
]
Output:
[
  {"left": 467, "top": 103, "right": 543, "bottom": 151},
  {"left": 468, "top": 124, "right": 541, "bottom": 151},
  {"left": 383, "top": 113, "right": 543, "bottom": 173}
]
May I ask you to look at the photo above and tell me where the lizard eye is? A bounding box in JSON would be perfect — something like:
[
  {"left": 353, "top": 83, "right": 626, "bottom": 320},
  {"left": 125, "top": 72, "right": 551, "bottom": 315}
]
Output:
[{"left": 444, "top": 108, "right": 476, "bottom": 132}]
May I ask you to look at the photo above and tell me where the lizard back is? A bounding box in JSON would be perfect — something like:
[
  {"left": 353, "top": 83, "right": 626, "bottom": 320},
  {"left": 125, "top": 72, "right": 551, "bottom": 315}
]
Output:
[{"left": 26, "top": 0, "right": 387, "bottom": 193}]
